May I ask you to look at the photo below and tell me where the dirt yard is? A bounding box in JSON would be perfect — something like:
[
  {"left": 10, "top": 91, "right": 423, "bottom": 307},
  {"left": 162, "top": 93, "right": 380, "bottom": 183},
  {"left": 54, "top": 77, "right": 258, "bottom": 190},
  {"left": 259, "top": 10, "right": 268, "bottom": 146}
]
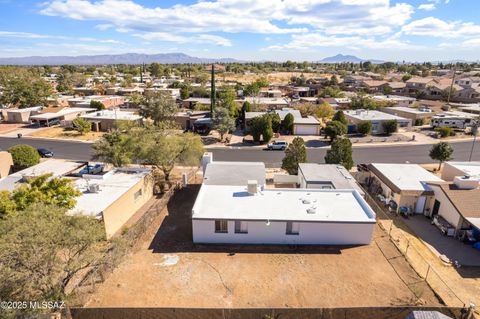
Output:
[
  {"left": 85, "top": 185, "right": 441, "bottom": 308},
  {"left": 29, "top": 126, "right": 103, "bottom": 141},
  {"left": 222, "top": 72, "right": 329, "bottom": 84}
]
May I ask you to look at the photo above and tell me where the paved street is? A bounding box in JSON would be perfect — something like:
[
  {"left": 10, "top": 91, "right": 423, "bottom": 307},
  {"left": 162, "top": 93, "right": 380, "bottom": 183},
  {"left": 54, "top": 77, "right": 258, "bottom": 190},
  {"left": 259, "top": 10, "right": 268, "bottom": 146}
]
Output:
[{"left": 0, "top": 137, "right": 479, "bottom": 167}]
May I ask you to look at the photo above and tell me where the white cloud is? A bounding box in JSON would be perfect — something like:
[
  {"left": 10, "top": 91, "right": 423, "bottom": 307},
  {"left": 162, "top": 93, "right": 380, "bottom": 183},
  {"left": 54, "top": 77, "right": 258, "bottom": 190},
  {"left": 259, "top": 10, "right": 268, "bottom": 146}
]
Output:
[
  {"left": 402, "top": 17, "right": 480, "bottom": 38},
  {"left": 0, "top": 30, "right": 123, "bottom": 44},
  {"left": 40, "top": 0, "right": 414, "bottom": 39},
  {"left": 263, "top": 33, "right": 423, "bottom": 51},
  {"left": 95, "top": 24, "right": 113, "bottom": 31},
  {"left": 418, "top": 4, "right": 436, "bottom": 11}
]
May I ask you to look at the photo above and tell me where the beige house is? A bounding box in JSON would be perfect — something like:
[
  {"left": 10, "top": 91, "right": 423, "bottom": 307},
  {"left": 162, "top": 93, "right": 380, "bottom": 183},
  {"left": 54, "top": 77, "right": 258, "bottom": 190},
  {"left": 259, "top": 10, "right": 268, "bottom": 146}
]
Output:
[
  {"left": 0, "top": 151, "right": 13, "bottom": 178},
  {"left": 4, "top": 106, "right": 43, "bottom": 123},
  {"left": 365, "top": 163, "right": 444, "bottom": 214}
]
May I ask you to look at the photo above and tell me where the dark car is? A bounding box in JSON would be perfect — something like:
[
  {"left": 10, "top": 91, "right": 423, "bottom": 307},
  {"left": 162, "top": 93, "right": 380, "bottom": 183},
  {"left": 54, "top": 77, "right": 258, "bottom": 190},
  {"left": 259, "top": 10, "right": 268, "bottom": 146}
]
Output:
[{"left": 37, "top": 148, "right": 54, "bottom": 158}]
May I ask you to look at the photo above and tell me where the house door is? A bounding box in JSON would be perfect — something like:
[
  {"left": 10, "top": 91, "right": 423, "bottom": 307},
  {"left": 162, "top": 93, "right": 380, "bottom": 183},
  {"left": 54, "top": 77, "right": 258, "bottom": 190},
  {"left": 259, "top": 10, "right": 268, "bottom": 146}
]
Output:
[
  {"left": 415, "top": 196, "right": 427, "bottom": 214},
  {"left": 432, "top": 200, "right": 441, "bottom": 217}
]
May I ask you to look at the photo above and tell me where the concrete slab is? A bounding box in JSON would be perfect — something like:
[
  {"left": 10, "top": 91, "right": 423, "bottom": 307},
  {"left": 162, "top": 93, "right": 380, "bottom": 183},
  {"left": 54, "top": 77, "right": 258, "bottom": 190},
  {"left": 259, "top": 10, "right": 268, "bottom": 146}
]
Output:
[{"left": 403, "top": 215, "right": 480, "bottom": 266}]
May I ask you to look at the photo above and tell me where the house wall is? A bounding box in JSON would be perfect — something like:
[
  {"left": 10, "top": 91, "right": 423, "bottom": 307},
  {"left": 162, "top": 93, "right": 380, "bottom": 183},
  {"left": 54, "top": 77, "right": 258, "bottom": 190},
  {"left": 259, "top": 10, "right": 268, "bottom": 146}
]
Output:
[
  {"left": 0, "top": 151, "right": 13, "bottom": 178},
  {"left": 192, "top": 219, "right": 375, "bottom": 245},
  {"left": 430, "top": 185, "right": 462, "bottom": 230},
  {"left": 441, "top": 163, "right": 466, "bottom": 181},
  {"left": 102, "top": 175, "right": 154, "bottom": 239},
  {"left": 293, "top": 124, "right": 320, "bottom": 135},
  {"left": 6, "top": 111, "right": 31, "bottom": 123}
]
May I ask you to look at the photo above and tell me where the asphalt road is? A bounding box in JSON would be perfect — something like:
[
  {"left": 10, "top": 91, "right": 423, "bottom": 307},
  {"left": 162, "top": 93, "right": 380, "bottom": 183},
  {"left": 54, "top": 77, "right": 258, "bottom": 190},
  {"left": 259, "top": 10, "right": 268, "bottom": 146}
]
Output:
[{"left": 1, "top": 137, "right": 479, "bottom": 167}]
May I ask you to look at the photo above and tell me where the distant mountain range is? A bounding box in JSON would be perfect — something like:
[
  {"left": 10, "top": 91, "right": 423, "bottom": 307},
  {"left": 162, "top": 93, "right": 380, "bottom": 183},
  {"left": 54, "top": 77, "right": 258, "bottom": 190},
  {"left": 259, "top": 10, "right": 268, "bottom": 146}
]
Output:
[
  {"left": 0, "top": 53, "right": 241, "bottom": 65},
  {"left": 320, "top": 54, "right": 385, "bottom": 64}
]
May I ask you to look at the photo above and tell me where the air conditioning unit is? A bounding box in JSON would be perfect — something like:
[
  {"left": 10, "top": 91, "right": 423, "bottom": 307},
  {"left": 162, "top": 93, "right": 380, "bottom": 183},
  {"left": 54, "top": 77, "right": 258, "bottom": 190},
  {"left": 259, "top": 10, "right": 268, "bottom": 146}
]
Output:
[{"left": 88, "top": 184, "right": 100, "bottom": 193}]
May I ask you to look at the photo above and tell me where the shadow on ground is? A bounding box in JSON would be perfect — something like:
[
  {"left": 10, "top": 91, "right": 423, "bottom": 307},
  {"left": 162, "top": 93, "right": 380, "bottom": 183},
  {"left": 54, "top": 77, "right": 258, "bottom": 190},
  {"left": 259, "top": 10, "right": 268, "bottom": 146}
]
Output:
[{"left": 148, "top": 184, "right": 355, "bottom": 255}]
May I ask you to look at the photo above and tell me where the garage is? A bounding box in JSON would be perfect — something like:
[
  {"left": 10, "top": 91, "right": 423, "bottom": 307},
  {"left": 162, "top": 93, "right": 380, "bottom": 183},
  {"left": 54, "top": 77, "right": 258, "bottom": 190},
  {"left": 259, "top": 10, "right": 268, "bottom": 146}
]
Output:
[{"left": 293, "top": 116, "right": 320, "bottom": 135}]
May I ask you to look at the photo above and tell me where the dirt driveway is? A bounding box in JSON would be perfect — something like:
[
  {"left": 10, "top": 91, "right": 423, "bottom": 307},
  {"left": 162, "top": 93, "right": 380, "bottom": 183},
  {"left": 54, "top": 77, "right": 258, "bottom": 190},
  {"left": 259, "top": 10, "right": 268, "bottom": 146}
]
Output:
[{"left": 86, "top": 185, "right": 441, "bottom": 308}]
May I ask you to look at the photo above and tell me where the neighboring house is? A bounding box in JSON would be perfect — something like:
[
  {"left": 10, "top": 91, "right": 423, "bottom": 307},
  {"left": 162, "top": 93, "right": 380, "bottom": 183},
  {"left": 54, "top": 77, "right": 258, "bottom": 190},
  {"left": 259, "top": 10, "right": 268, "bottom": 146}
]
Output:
[
  {"left": 457, "top": 104, "right": 480, "bottom": 115},
  {"left": 441, "top": 162, "right": 480, "bottom": 181},
  {"left": 406, "top": 77, "right": 436, "bottom": 94},
  {"left": 69, "top": 167, "right": 153, "bottom": 239},
  {"left": 360, "top": 80, "right": 389, "bottom": 93},
  {"left": 427, "top": 177, "right": 480, "bottom": 237},
  {"left": 259, "top": 89, "right": 283, "bottom": 98},
  {"left": 174, "top": 111, "right": 211, "bottom": 130},
  {"left": 182, "top": 97, "right": 211, "bottom": 109},
  {"left": 3, "top": 106, "right": 43, "bottom": 123},
  {"left": 380, "top": 106, "right": 434, "bottom": 124},
  {"left": 144, "top": 88, "right": 181, "bottom": 100},
  {"left": 365, "top": 163, "right": 444, "bottom": 214},
  {"left": 0, "top": 151, "right": 13, "bottom": 178},
  {"left": 344, "top": 109, "right": 412, "bottom": 134},
  {"left": 431, "top": 111, "right": 477, "bottom": 130},
  {"left": 298, "top": 163, "right": 365, "bottom": 197},
  {"left": 386, "top": 82, "right": 406, "bottom": 94},
  {"left": 191, "top": 183, "right": 376, "bottom": 245},
  {"left": 291, "top": 87, "right": 312, "bottom": 98},
  {"left": 30, "top": 107, "right": 96, "bottom": 127},
  {"left": 372, "top": 95, "right": 416, "bottom": 107},
  {"left": 0, "top": 159, "right": 153, "bottom": 239},
  {"left": 243, "top": 97, "right": 290, "bottom": 109},
  {"left": 245, "top": 108, "right": 321, "bottom": 135},
  {"left": 68, "top": 95, "right": 126, "bottom": 109},
  {"left": 80, "top": 109, "right": 143, "bottom": 131}
]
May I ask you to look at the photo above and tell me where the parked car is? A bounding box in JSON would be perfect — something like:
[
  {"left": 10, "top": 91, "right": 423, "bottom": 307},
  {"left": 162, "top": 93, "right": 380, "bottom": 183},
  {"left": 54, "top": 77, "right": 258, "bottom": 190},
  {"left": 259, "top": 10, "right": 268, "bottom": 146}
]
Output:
[
  {"left": 37, "top": 148, "right": 54, "bottom": 158},
  {"left": 267, "top": 140, "right": 288, "bottom": 150},
  {"left": 79, "top": 164, "right": 104, "bottom": 176}
]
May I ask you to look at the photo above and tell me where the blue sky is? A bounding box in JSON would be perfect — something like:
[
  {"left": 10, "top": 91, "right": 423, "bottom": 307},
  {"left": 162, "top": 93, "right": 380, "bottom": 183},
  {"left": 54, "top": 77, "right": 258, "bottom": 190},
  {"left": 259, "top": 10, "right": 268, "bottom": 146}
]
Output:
[{"left": 0, "top": 0, "right": 479, "bottom": 61}]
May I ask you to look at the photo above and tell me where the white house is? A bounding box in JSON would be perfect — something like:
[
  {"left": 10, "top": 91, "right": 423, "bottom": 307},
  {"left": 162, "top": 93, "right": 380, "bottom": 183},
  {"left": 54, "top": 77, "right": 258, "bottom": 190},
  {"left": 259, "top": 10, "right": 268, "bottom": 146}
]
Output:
[
  {"left": 441, "top": 161, "right": 480, "bottom": 181},
  {"left": 192, "top": 182, "right": 376, "bottom": 245},
  {"left": 344, "top": 109, "right": 412, "bottom": 134}
]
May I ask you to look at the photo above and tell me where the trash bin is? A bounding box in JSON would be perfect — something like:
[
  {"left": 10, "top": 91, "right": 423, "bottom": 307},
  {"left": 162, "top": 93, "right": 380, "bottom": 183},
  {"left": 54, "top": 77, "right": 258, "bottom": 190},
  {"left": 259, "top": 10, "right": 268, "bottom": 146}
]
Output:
[{"left": 17, "top": 133, "right": 22, "bottom": 138}]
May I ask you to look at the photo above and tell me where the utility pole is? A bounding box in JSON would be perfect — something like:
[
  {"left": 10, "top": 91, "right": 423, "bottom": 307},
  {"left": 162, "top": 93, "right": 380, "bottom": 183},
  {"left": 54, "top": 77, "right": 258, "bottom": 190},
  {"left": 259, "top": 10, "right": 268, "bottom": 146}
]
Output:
[
  {"left": 210, "top": 64, "right": 216, "bottom": 115},
  {"left": 469, "top": 120, "right": 478, "bottom": 162},
  {"left": 447, "top": 65, "right": 457, "bottom": 105}
]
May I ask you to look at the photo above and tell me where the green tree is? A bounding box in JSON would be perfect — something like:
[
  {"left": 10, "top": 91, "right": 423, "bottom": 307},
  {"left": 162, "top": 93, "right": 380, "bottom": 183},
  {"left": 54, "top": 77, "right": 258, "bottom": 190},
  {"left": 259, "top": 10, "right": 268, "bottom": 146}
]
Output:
[
  {"left": 324, "top": 120, "right": 347, "bottom": 141},
  {"left": 90, "top": 100, "right": 105, "bottom": 110},
  {"left": 248, "top": 116, "right": 264, "bottom": 142},
  {"left": 264, "top": 112, "right": 281, "bottom": 133},
  {"left": 435, "top": 126, "right": 454, "bottom": 138},
  {"left": 140, "top": 91, "right": 178, "bottom": 125},
  {"left": 281, "top": 137, "right": 307, "bottom": 175},
  {"left": 262, "top": 117, "right": 274, "bottom": 143},
  {"left": 297, "top": 103, "right": 317, "bottom": 117},
  {"left": 10, "top": 173, "right": 81, "bottom": 211},
  {"left": 332, "top": 110, "right": 348, "bottom": 125},
  {"left": 0, "top": 68, "right": 52, "bottom": 108},
  {"left": 72, "top": 117, "right": 92, "bottom": 135},
  {"left": 282, "top": 113, "right": 295, "bottom": 134},
  {"left": 430, "top": 142, "right": 453, "bottom": 170},
  {"left": 149, "top": 63, "right": 163, "bottom": 77},
  {"left": 212, "top": 107, "right": 236, "bottom": 141},
  {"left": 317, "top": 86, "right": 344, "bottom": 98},
  {"left": 325, "top": 137, "right": 354, "bottom": 170},
  {"left": 350, "top": 95, "right": 376, "bottom": 110},
  {"left": 357, "top": 121, "right": 372, "bottom": 136},
  {"left": 382, "top": 120, "right": 398, "bottom": 135},
  {"left": 93, "top": 125, "right": 140, "bottom": 167},
  {"left": 316, "top": 102, "right": 335, "bottom": 121},
  {"left": 402, "top": 74, "right": 412, "bottom": 82},
  {"left": 218, "top": 86, "right": 239, "bottom": 118},
  {"left": 0, "top": 204, "right": 106, "bottom": 308},
  {"left": 8, "top": 144, "right": 40, "bottom": 170},
  {"left": 128, "top": 93, "right": 145, "bottom": 107}
]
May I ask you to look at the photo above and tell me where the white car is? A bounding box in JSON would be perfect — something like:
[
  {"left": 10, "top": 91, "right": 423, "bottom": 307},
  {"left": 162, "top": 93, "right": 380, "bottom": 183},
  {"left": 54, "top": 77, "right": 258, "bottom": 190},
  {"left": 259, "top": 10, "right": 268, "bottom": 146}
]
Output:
[{"left": 267, "top": 140, "right": 288, "bottom": 150}]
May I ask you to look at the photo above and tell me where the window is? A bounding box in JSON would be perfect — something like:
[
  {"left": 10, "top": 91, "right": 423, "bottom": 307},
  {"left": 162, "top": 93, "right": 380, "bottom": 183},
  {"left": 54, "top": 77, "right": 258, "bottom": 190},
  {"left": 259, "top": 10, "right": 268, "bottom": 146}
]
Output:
[
  {"left": 234, "top": 221, "right": 248, "bottom": 234},
  {"left": 134, "top": 189, "right": 142, "bottom": 200},
  {"left": 286, "top": 221, "right": 300, "bottom": 235},
  {"left": 215, "top": 220, "right": 228, "bottom": 233}
]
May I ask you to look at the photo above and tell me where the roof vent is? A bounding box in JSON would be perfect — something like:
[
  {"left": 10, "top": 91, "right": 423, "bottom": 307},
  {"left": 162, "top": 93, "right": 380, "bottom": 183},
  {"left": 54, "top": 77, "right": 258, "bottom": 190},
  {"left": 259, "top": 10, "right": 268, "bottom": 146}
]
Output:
[
  {"left": 302, "top": 199, "right": 311, "bottom": 204},
  {"left": 88, "top": 184, "right": 100, "bottom": 193},
  {"left": 247, "top": 180, "right": 258, "bottom": 195},
  {"left": 307, "top": 207, "right": 316, "bottom": 214}
]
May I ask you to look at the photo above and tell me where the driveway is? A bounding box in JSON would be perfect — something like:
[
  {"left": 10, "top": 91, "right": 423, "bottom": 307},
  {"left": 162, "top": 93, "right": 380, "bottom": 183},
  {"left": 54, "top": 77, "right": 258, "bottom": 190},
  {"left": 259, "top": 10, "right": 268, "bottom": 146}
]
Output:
[{"left": 403, "top": 215, "right": 480, "bottom": 266}]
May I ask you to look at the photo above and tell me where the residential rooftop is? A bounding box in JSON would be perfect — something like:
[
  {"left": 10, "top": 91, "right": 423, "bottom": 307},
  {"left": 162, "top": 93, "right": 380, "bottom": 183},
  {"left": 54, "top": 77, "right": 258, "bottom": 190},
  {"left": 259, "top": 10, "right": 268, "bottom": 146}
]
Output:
[
  {"left": 192, "top": 185, "right": 376, "bottom": 223},
  {"left": 344, "top": 109, "right": 410, "bottom": 121},
  {"left": 445, "top": 162, "right": 480, "bottom": 177},
  {"left": 203, "top": 161, "right": 266, "bottom": 186},
  {"left": 81, "top": 109, "right": 142, "bottom": 121},
  {"left": 369, "top": 163, "right": 444, "bottom": 192}
]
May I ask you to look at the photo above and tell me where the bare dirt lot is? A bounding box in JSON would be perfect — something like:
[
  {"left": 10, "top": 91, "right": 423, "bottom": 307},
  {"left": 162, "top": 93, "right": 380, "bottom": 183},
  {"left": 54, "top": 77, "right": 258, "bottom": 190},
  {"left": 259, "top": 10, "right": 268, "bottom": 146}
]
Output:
[
  {"left": 86, "top": 185, "right": 442, "bottom": 308},
  {"left": 29, "top": 126, "right": 104, "bottom": 141}
]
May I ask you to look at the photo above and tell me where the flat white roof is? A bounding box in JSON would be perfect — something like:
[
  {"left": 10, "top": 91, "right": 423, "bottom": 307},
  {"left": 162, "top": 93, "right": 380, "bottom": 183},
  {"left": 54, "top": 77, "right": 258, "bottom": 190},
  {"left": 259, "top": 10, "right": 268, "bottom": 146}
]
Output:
[
  {"left": 370, "top": 163, "right": 443, "bottom": 191},
  {"left": 192, "top": 185, "right": 376, "bottom": 223},
  {"left": 30, "top": 107, "right": 96, "bottom": 120},
  {"left": 387, "top": 106, "right": 433, "bottom": 114},
  {"left": 294, "top": 116, "right": 320, "bottom": 125},
  {"left": 69, "top": 168, "right": 151, "bottom": 218},
  {"left": 372, "top": 95, "right": 416, "bottom": 102},
  {"left": 446, "top": 162, "right": 480, "bottom": 177},
  {"left": 204, "top": 161, "right": 266, "bottom": 186},
  {"left": 344, "top": 109, "right": 410, "bottom": 122},
  {"left": 0, "top": 159, "right": 85, "bottom": 191},
  {"left": 81, "top": 110, "right": 142, "bottom": 121}
]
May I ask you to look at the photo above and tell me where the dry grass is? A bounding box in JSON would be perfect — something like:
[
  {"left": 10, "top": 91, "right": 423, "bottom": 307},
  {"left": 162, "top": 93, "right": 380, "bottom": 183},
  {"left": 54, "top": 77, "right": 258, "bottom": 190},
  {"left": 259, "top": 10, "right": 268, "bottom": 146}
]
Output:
[
  {"left": 222, "top": 72, "right": 331, "bottom": 84},
  {"left": 29, "top": 127, "right": 104, "bottom": 141}
]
